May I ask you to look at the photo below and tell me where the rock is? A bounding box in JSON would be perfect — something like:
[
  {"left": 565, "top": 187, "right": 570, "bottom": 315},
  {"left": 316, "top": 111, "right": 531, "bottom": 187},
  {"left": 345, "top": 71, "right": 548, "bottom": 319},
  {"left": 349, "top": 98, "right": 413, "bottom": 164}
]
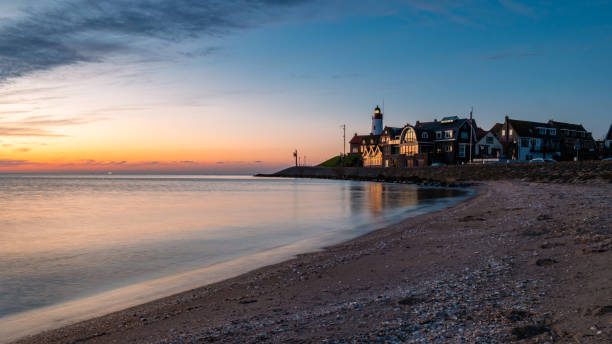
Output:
[
  {"left": 239, "top": 299, "right": 258, "bottom": 304},
  {"left": 535, "top": 258, "right": 558, "bottom": 266},
  {"left": 511, "top": 325, "right": 550, "bottom": 340}
]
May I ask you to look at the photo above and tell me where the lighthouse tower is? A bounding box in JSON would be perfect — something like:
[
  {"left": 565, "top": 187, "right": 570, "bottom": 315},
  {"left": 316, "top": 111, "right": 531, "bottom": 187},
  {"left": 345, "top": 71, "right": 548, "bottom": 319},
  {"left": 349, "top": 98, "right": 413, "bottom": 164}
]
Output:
[{"left": 371, "top": 106, "right": 383, "bottom": 135}]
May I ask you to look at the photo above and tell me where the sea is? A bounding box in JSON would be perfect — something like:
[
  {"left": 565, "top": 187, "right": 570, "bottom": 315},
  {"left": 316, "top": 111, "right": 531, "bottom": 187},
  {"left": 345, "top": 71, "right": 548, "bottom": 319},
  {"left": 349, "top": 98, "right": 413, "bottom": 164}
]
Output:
[{"left": 0, "top": 174, "right": 470, "bottom": 341}]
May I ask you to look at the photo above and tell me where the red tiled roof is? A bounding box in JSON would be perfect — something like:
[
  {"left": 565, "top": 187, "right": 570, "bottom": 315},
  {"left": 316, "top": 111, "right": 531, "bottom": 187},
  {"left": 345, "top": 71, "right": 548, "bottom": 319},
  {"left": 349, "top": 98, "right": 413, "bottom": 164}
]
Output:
[{"left": 349, "top": 135, "right": 366, "bottom": 144}]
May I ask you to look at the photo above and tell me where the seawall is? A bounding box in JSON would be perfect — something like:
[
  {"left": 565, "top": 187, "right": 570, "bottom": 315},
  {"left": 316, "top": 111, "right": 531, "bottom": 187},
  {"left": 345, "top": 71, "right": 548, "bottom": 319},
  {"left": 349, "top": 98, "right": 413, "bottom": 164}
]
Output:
[{"left": 259, "top": 161, "right": 612, "bottom": 184}]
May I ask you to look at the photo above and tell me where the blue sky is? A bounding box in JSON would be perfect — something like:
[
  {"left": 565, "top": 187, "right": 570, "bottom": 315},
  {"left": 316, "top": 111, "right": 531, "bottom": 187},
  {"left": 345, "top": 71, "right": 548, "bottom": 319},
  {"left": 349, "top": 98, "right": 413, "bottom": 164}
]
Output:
[{"left": 0, "top": 0, "right": 611, "bottom": 171}]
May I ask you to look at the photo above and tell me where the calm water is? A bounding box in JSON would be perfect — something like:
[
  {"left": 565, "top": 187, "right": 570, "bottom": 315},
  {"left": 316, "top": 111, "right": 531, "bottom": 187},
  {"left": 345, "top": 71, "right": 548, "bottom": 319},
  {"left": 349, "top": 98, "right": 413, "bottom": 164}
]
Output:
[{"left": 0, "top": 175, "right": 468, "bottom": 327}]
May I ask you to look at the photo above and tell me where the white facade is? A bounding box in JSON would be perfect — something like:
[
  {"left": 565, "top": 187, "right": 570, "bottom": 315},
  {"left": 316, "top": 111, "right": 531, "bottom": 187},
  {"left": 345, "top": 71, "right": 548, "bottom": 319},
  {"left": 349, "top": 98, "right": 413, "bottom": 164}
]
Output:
[
  {"left": 475, "top": 132, "right": 502, "bottom": 158},
  {"left": 371, "top": 117, "right": 382, "bottom": 135}
]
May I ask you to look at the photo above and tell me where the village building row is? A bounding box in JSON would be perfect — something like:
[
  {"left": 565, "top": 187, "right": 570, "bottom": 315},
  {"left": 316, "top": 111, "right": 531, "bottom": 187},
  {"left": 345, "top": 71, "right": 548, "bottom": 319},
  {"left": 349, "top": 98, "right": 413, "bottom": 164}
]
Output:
[{"left": 349, "top": 107, "right": 604, "bottom": 167}]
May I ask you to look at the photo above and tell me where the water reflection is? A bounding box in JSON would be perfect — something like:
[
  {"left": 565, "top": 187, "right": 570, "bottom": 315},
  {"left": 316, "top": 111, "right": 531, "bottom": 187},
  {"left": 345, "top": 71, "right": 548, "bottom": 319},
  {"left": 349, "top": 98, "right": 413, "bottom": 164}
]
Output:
[{"left": 350, "top": 182, "right": 464, "bottom": 218}]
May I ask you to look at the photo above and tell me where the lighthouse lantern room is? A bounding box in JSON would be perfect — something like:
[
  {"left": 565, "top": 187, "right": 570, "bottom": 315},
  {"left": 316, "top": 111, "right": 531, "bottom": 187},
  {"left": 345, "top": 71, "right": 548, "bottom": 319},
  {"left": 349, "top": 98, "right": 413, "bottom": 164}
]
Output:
[{"left": 371, "top": 106, "right": 383, "bottom": 135}]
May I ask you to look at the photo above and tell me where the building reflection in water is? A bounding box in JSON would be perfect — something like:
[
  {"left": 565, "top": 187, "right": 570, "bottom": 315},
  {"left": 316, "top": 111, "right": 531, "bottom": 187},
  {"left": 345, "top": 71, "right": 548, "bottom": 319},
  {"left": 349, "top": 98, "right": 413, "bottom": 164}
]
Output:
[{"left": 349, "top": 182, "right": 465, "bottom": 218}]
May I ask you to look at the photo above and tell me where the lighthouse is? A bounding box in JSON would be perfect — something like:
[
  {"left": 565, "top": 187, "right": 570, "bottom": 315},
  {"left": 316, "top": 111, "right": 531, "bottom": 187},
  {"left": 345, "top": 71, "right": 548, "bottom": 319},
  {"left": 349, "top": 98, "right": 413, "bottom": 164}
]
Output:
[{"left": 371, "top": 106, "right": 383, "bottom": 135}]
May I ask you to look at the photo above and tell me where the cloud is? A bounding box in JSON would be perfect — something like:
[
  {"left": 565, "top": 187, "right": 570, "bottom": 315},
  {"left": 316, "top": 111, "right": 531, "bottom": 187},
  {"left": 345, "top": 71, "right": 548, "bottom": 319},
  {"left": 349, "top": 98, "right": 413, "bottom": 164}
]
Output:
[
  {"left": 0, "top": 159, "right": 30, "bottom": 167},
  {"left": 486, "top": 51, "right": 536, "bottom": 60},
  {"left": 0, "top": 0, "right": 311, "bottom": 82},
  {"left": 401, "top": 0, "right": 474, "bottom": 25},
  {"left": 13, "top": 147, "right": 31, "bottom": 152},
  {"left": 0, "top": 126, "right": 63, "bottom": 137},
  {"left": 498, "top": 0, "right": 535, "bottom": 17},
  {"left": 330, "top": 73, "right": 361, "bottom": 80},
  {"left": 0, "top": 115, "right": 102, "bottom": 137}
]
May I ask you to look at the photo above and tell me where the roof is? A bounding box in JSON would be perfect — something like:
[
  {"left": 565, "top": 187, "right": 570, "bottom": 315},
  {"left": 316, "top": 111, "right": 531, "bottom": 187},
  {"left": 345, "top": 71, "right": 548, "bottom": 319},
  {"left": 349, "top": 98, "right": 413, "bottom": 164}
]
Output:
[
  {"left": 382, "top": 126, "right": 403, "bottom": 137},
  {"left": 476, "top": 127, "right": 487, "bottom": 141},
  {"left": 548, "top": 120, "right": 587, "bottom": 132},
  {"left": 507, "top": 118, "right": 552, "bottom": 137},
  {"left": 359, "top": 134, "right": 381, "bottom": 145},
  {"left": 415, "top": 117, "right": 472, "bottom": 138},
  {"left": 349, "top": 134, "right": 366, "bottom": 144}
]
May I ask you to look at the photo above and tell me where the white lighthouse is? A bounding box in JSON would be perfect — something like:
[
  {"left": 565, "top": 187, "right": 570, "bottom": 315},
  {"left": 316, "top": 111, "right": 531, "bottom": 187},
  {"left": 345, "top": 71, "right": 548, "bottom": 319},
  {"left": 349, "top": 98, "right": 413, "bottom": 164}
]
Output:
[{"left": 371, "top": 105, "right": 383, "bottom": 135}]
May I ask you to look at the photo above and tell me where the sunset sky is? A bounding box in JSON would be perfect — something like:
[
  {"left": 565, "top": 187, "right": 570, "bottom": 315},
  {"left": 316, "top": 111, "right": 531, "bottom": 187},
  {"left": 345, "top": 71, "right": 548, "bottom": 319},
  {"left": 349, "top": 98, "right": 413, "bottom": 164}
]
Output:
[{"left": 1, "top": 0, "right": 611, "bottom": 173}]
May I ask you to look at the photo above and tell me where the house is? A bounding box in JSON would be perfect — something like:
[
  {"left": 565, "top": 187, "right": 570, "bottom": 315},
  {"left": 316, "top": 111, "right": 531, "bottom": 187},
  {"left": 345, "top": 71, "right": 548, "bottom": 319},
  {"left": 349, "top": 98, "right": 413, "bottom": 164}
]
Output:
[
  {"left": 361, "top": 134, "right": 383, "bottom": 167},
  {"left": 380, "top": 126, "right": 403, "bottom": 167},
  {"left": 399, "top": 124, "right": 431, "bottom": 167},
  {"left": 413, "top": 116, "right": 478, "bottom": 164},
  {"left": 493, "top": 116, "right": 561, "bottom": 161},
  {"left": 548, "top": 120, "right": 596, "bottom": 160},
  {"left": 474, "top": 124, "right": 503, "bottom": 159},
  {"left": 349, "top": 134, "right": 367, "bottom": 154}
]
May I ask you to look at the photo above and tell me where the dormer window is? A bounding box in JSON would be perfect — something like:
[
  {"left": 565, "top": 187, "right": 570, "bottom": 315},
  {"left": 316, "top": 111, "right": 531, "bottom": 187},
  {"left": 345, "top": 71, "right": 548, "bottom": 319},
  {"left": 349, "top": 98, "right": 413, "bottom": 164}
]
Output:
[
  {"left": 444, "top": 130, "right": 453, "bottom": 139},
  {"left": 422, "top": 132, "right": 429, "bottom": 139},
  {"left": 538, "top": 127, "right": 546, "bottom": 135},
  {"left": 436, "top": 131, "right": 442, "bottom": 139},
  {"left": 549, "top": 128, "right": 556, "bottom": 136}
]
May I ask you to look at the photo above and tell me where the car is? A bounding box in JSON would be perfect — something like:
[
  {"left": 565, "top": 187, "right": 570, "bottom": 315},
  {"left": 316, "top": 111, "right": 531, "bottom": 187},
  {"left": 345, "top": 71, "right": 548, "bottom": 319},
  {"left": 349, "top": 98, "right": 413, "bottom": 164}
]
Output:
[
  {"left": 602, "top": 157, "right": 612, "bottom": 161},
  {"left": 431, "top": 162, "right": 446, "bottom": 167},
  {"left": 529, "top": 158, "right": 556, "bottom": 163}
]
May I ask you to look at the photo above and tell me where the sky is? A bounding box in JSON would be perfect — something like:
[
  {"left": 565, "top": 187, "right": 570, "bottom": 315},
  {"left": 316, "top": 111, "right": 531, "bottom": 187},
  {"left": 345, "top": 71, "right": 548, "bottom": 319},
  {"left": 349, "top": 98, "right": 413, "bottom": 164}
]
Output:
[{"left": 0, "top": 0, "right": 611, "bottom": 173}]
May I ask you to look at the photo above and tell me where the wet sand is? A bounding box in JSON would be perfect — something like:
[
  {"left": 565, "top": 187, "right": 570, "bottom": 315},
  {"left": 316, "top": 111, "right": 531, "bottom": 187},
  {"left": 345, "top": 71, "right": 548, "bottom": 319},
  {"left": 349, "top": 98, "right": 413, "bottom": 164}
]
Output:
[{"left": 10, "top": 181, "right": 612, "bottom": 343}]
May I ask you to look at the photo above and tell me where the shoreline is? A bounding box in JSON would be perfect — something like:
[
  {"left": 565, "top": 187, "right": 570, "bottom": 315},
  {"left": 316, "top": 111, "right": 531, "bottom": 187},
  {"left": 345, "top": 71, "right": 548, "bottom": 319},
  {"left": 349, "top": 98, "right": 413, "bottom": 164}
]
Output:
[
  {"left": 10, "top": 180, "right": 612, "bottom": 343},
  {"left": 3, "top": 182, "right": 473, "bottom": 343}
]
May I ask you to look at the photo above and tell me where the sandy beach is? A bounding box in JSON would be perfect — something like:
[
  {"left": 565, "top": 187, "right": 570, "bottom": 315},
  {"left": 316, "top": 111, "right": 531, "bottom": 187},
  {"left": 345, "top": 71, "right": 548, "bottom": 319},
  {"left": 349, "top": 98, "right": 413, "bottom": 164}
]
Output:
[{"left": 10, "top": 180, "right": 612, "bottom": 343}]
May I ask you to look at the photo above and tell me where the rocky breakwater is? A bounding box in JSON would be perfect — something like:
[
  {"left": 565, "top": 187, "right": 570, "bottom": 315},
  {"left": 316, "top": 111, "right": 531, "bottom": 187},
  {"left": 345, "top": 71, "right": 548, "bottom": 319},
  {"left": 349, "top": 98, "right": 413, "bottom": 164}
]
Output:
[{"left": 261, "top": 160, "right": 612, "bottom": 185}]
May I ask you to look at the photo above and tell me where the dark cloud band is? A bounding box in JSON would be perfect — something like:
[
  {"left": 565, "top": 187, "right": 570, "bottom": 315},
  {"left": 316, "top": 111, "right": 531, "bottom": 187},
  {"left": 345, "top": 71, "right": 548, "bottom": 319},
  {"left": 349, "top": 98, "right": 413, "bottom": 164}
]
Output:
[{"left": 0, "top": 0, "right": 310, "bottom": 82}]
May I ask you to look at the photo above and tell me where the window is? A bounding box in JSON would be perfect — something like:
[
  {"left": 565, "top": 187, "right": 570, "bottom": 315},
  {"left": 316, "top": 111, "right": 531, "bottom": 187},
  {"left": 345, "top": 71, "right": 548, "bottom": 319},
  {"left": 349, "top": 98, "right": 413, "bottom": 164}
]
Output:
[
  {"left": 486, "top": 136, "right": 494, "bottom": 144},
  {"left": 403, "top": 128, "right": 416, "bottom": 142},
  {"left": 422, "top": 132, "right": 429, "bottom": 139},
  {"left": 538, "top": 127, "right": 546, "bottom": 135},
  {"left": 502, "top": 129, "right": 506, "bottom": 136},
  {"left": 445, "top": 144, "right": 453, "bottom": 152},
  {"left": 521, "top": 138, "right": 529, "bottom": 148},
  {"left": 509, "top": 129, "right": 513, "bottom": 135},
  {"left": 561, "top": 129, "right": 569, "bottom": 136},
  {"left": 549, "top": 128, "right": 556, "bottom": 136},
  {"left": 458, "top": 144, "right": 466, "bottom": 157},
  {"left": 436, "top": 131, "right": 442, "bottom": 139},
  {"left": 460, "top": 131, "right": 468, "bottom": 139},
  {"left": 579, "top": 131, "right": 585, "bottom": 138},
  {"left": 401, "top": 144, "right": 418, "bottom": 156},
  {"left": 530, "top": 138, "right": 538, "bottom": 148},
  {"left": 444, "top": 130, "right": 453, "bottom": 139}
]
